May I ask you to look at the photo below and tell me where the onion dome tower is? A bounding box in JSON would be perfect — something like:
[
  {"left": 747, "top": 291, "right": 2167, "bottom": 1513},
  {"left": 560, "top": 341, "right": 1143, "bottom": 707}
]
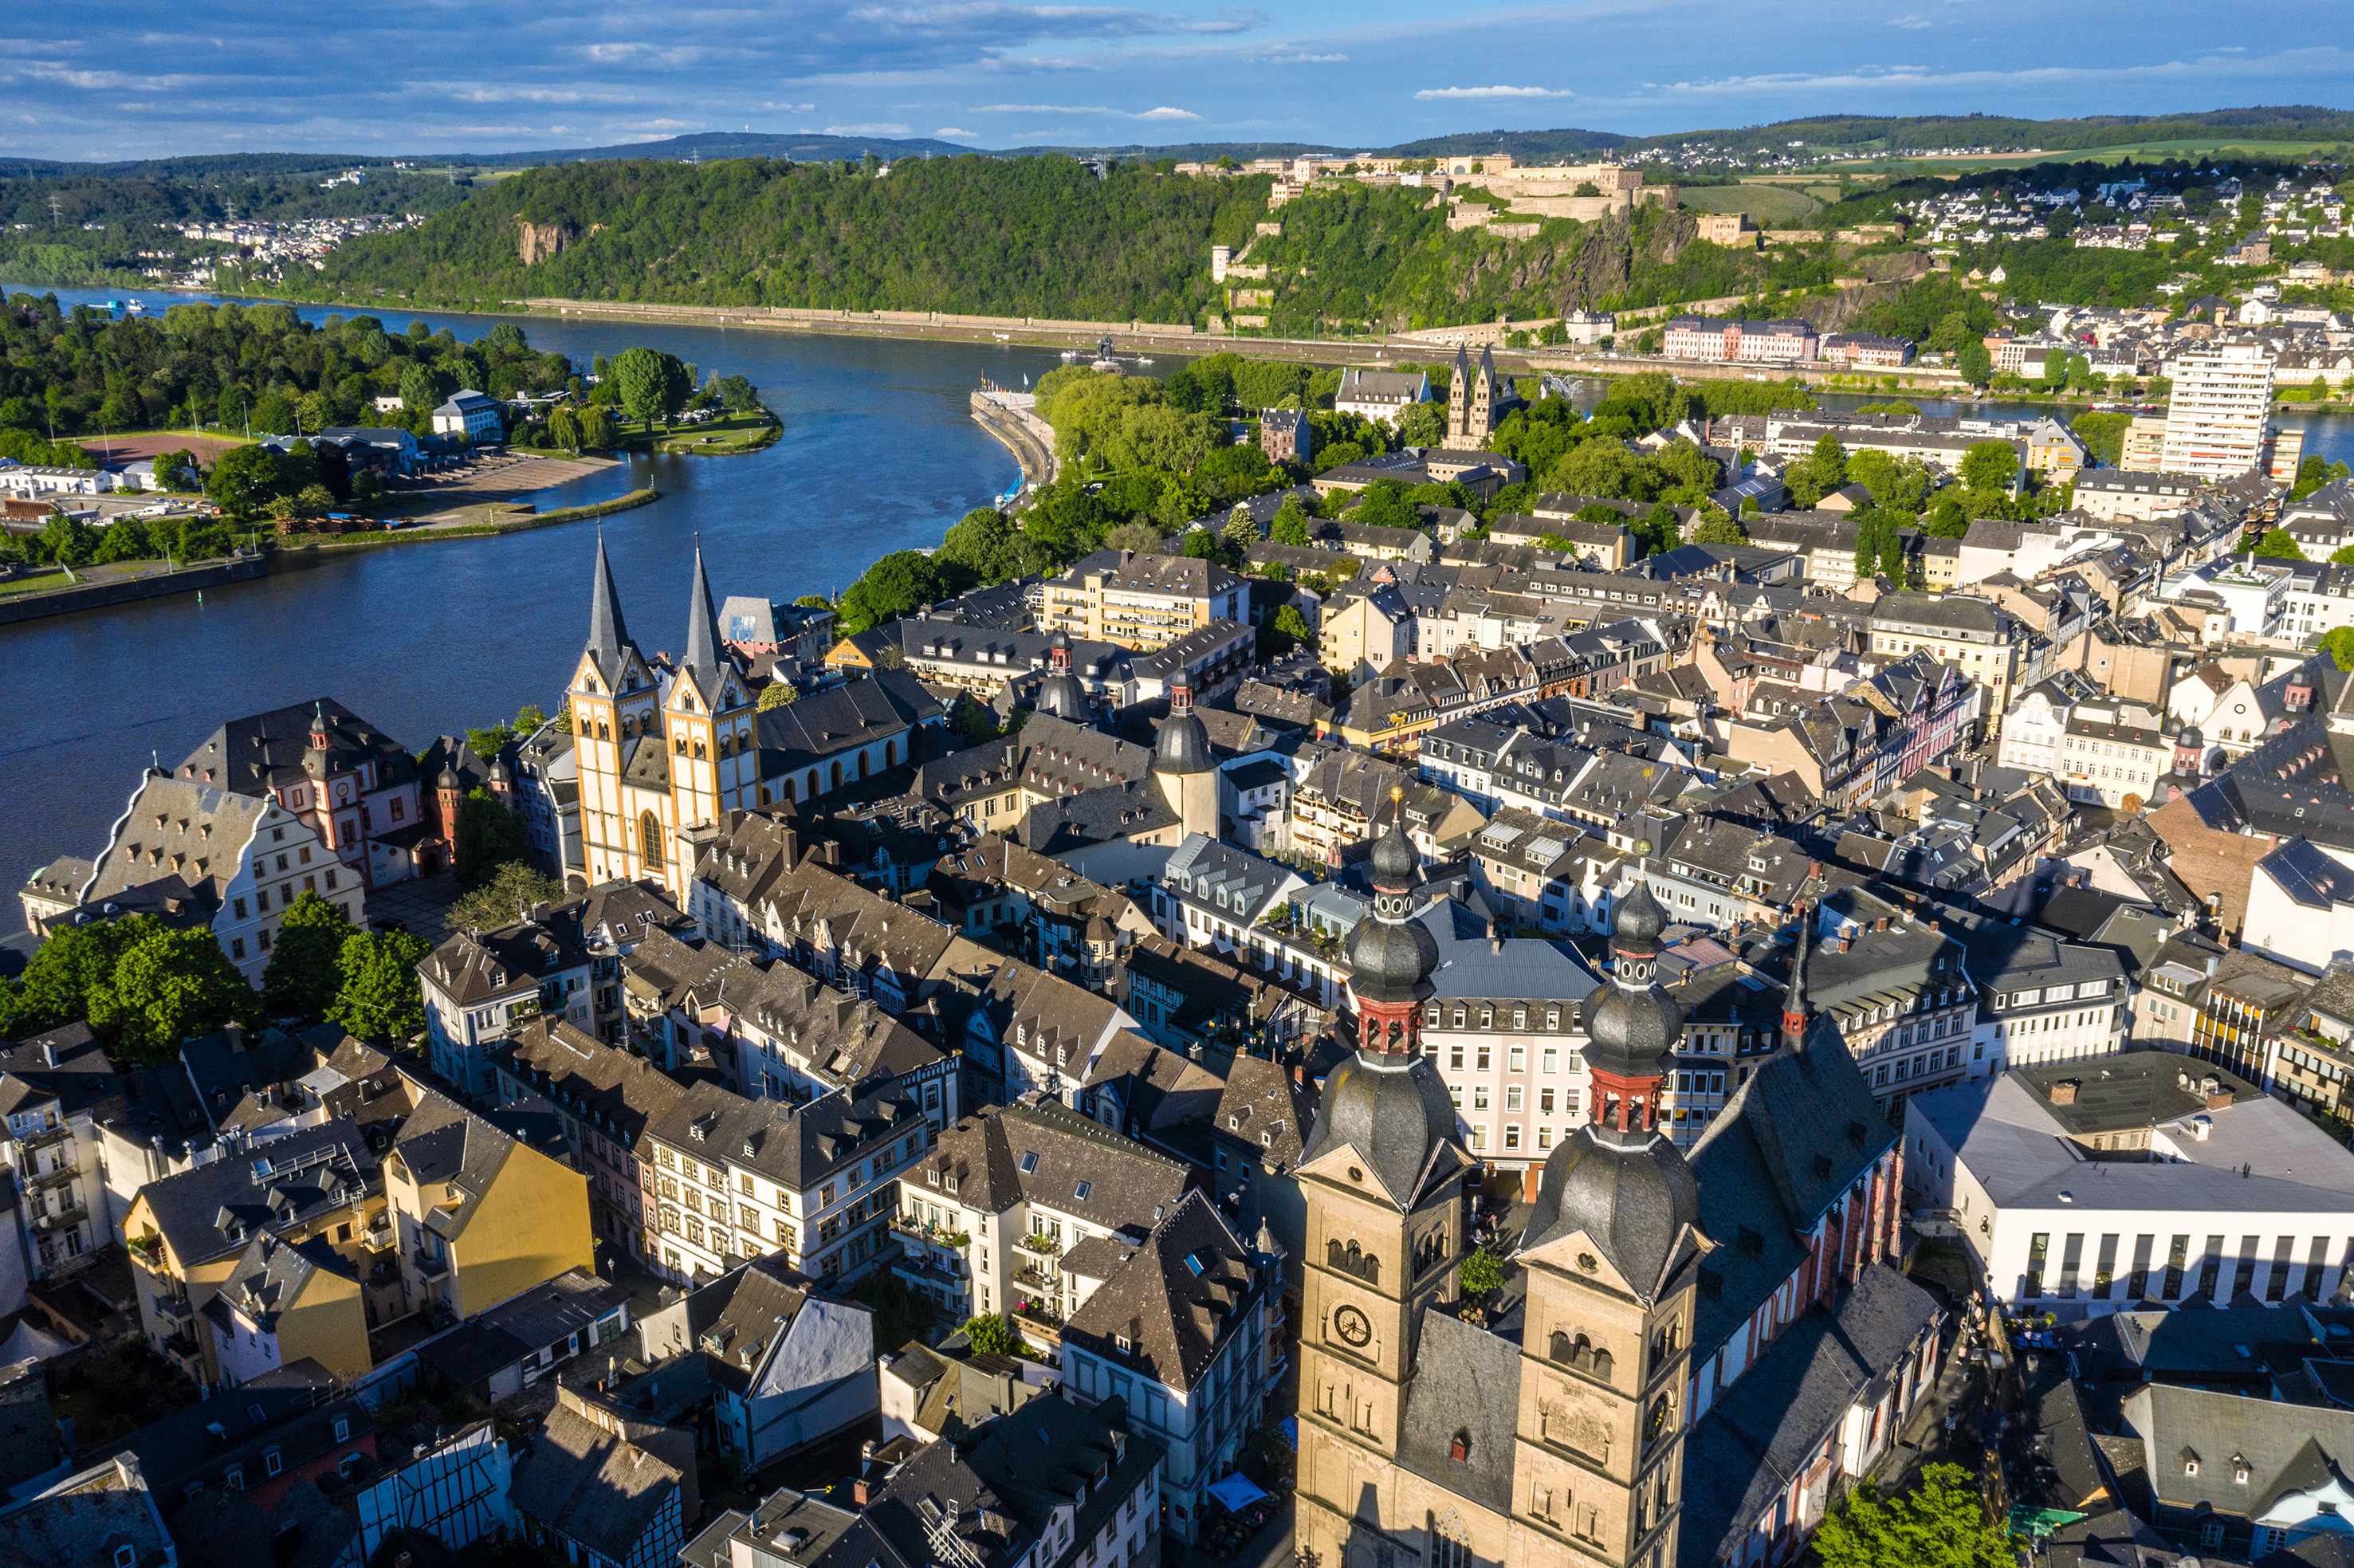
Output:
[{"left": 1034, "top": 631, "right": 1091, "bottom": 722}]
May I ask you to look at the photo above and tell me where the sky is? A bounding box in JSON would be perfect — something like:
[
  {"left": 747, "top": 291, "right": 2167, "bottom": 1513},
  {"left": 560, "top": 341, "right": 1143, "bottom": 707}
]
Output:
[{"left": 5, "top": 0, "right": 2352, "bottom": 163}]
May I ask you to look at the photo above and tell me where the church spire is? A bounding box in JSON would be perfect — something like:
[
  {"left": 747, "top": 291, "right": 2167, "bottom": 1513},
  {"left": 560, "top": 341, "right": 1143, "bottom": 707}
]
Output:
[
  {"left": 584, "top": 524, "right": 635, "bottom": 680},
  {"left": 1782, "top": 906, "right": 1814, "bottom": 1051},
  {"left": 682, "top": 533, "right": 722, "bottom": 687}
]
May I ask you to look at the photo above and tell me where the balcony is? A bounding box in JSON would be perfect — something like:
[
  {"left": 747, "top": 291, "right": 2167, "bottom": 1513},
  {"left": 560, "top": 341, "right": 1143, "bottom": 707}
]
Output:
[
  {"left": 360, "top": 1218, "right": 395, "bottom": 1252},
  {"left": 152, "top": 1292, "right": 195, "bottom": 1329},
  {"left": 128, "top": 1234, "right": 168, "bottom": 1273},
  {"left": 35, "top": 1203, "right": 84, "bottom": 1233},
  {"left": 889, "top": 1214, "right": 969, "bottom": 1252},
  {"left": 1014, "top": 1231, "right": 1063, "bottom": 1258},
  {"left": 26, "top": 1161, "right": 78, "bottom": 1189},
  {"left": 414, "top": 1253, "right": 450, "bottom": 1282},
  {"left": 1014, "top": 1262, "right": 1059, "bottom": 1294},
  {"left": 18, "top": 1124, "right": 71, "bottom": 1153}
]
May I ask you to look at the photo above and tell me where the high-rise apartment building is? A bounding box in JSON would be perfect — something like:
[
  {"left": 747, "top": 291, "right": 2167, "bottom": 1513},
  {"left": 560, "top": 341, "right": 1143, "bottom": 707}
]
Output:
[{"left": 2159, "top": 344, "right": 2273, "bottom": 480}]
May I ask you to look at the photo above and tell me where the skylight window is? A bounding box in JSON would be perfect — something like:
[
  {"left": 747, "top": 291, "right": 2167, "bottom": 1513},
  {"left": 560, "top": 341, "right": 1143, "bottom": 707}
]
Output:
[
  {"left": 1075, "top": 1181, "right": 1092, "bottom": 1201},
  {"left": 1020, "top": 1151, "right": 1039, "bottom": 1173}
]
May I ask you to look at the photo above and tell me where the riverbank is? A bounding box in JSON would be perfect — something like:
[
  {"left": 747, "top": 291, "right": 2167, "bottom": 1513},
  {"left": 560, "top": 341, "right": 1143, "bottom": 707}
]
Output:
[
  {"left": 969, "top": 390, "right": 1055, "bottom": 503},
  {"left": 287, "top": 485, "right": 660, "bottom": 554},
  {"left": 0, "top": 554, "right": 269, "bottom": 627}
]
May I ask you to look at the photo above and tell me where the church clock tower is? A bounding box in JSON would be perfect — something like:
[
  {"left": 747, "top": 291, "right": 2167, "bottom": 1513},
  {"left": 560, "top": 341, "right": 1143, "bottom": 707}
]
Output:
[
  {"left": 1293, "top": 802, "right": 1476, "bottom": 1567},
  {"left": 1511, "top": 882, "right": 1709, "bottom": 1568}
]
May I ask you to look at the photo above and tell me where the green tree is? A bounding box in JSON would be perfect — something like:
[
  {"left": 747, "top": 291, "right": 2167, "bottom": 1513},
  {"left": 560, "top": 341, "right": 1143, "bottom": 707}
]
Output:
[
  {"left": 2293, "top": 455, "right": 2352, "bottom": 501},
  {"left": 610, "top": 347, "right": 690, "bottom": 426},
  {"left": 939, "top": 507, "right": 1024, "bottom": 584},
  {"left": 546, "top": 404, "right": 581, "bottom": 452},
  {"left": 1689, "top": 509, "right": 1747, "bottom": 546},
  {"left": 2068, "top": 411, "right": 2133, "bottom": 469},
  {"left": 961, "top": 1313, "right": 1022, "bottom": 1357},
  {"left": 399, "top": 363, "right": 445, "bottom": 415},
  {"left": 758, "top": 681, "right": 800, "bottom": 710},
  {"left": 204, "top": 443, "right": 285, "bottom": 520},
  {"left": 1269, "top": 495, "right": 1313, "bottom": 546},
  {"left": 0, "top": 917, "right": 152, "bottom": 1034},
  {"left": 1955, "top": 338, "right": 1993, "bottom": 386},
  {"left": 2322, "top": 627, "right": 2354, "bottom": 671},
  {"left": 1813, "top": 1463, "right": 2015, "bottom": 1568},
  {"left": 447, "top": 862, "right": 564, "bottom": 932},
  {"left": 577, "top": 405, "right": 617, "bottom": 450},
  {"left": 713, "top": 374, "right": 760, "bottom": 413},
  {"left": 1222, "top": 505, "right": 1260, "bottom": 556},
  {"left": 838, "top": 550, "right": 945, "bottom": 634},
  {"left": 1959, "top": 440, "right": 2020, "bottom": 493},
  {"left": 1266, "top": 603, "right": 1311, "bottom": 657},
  {"left": 454, "top": 789, "right": 530, "bottom": 889},
  {"left": 2252, "top": 527, "right": 2307, "bottom": 561},
  {"left": 88, "top": 925, "right": 260, "bottom": 1063},
  {"left": 260, "top": 890, "right": 357, "bottom": 1020},
  {"left": 1459, "top": 1245, "right": 1504, "bottom": 1298},
  {"left": 250, "top": 391, "right": 298, "bottom": 437},
  {"left": 328, "top": 929, "right": 430, "bottom": 1047},
  {"left": 2331, "top": 547, "right": 2354, "bottom": 567},
  {"left": 1104, "top": 521, "right": 1165, "bottom": 553}
]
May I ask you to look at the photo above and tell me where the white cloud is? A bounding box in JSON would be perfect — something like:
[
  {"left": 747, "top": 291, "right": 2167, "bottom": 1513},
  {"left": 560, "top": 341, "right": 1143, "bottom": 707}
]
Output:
[
  {"left": 757, "top": 100, "right": 819, "bottom": 112},
  {"left": 1651, "top": 45, "right": 2354, "bottom": 98},
  {"left": 971, "top": 100, "right": 1197, "bottom": 118},
  {"left": 1413, "top": 84, "right": 1572, "bottom": 100},
  {"left": 1887, "top": 12, "right": 1933, "bottom": 27},
  {"left": 935, "top": 124, "right": 978, "bottom": 136},
  {"left": 823, "top": 120, "right": 913, "bottom": 134}
]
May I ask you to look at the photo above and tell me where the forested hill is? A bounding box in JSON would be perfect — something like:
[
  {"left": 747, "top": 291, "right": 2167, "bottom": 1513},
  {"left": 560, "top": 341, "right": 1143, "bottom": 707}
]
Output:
[{"left": 277, "top": 157, "right": 1275, "bottom": 321}]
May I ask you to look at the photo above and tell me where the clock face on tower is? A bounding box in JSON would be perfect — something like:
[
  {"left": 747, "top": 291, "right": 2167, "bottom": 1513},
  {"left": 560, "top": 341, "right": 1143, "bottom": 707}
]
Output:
[{"left": 1333, "top": 1305, "right": 1373, "bottom": 1348}]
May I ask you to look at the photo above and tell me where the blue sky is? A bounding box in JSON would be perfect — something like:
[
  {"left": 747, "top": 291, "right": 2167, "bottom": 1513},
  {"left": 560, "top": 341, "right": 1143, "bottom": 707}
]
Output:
[{"left": 5, "top": 0, "right": 2351, "bottom": 162}]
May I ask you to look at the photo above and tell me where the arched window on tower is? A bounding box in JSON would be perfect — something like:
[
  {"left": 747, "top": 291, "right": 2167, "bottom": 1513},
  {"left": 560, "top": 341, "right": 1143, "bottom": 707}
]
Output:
[{"left": 639, "top": 812, "right": 665, "bottom": 873}]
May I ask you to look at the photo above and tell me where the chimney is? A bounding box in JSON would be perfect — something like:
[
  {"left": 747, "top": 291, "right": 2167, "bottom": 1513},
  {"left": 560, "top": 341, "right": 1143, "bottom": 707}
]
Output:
[
  {"left": 2047, "top": 1079, "right": 2080, "bottom": 1106},
  {"left": 223, "top": 1022, "right": 246, "bottom": 1055}
]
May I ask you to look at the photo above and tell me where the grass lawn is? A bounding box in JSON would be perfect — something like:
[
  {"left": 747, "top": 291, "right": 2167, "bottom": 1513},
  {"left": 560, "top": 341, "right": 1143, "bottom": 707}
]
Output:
[
  {"left": 635, "top": 408, "right": 782, "bottom": 456},
  {"left": 1679, "top": 183, "right": 1825, "bottom": 226},
  {"left": 0, "top": 570, "right": 73, "bottom": 598}
]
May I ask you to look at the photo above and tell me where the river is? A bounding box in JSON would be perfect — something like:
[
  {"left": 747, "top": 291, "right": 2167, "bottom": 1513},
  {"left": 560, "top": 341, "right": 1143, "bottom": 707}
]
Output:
[
  {"left": 1, "top": 283, "right": 1068, "bottom": 948},
  {"left": 3, "top": 287, "right": 2351, "bottom": 953}
]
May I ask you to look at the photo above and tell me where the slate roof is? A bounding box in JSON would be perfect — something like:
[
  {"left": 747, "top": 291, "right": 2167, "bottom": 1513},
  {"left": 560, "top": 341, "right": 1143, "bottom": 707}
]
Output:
[
  {"left": 510, "top": 1404, "right": 682, "bottom": 1562},
  {"left": 1212, "top": 1055, "right": 1318, "bottom": 1170},
  {"left": 0, "top": 1457, "right": 173, "bottom": 1568},
  {"left": 419, "top": 1268, "right": 631, "bottom": 1393},
  {"left": 391, "top": 1091, "right": 521, "bottom": 1241},
  {"left": 755, "top": 669, "right": 941, "bottom": 776},
  {"left": 663, "top": 1256, "right": 819, "bottom": 1393},
  {"left": 642, "top": 1079, "right": 916, "bottom": 1195},
  {"left": 81, "top": 774, "right": 273, "bottom": 915},
  {"left": 494, "top": 1015, "right": 698, "bottom": 1149},
  {"left": 1679, "top": 1265, "right": 1943, "bottom": 1566},
  {"left": 1912, "top": 1055, "right": 2354, "bottom": 1214},
  {"left": 1063, "top": 1193, "right": 1260, "bottom": 1395},
  {"left": 2122, "top": 1381, "right": 2354, "bottom": 1521},
  {"left": 202, "top": 1234, "right": 352, "bottom": 1335},
  {"left": 915, "top": 1097, "right": 1189, "bottom": 1232},
  {"left": 135, "top": 1118, "right": 375, "bottom": 1267},
  {"left": 0, "top": 1024, "right": 120, "bottom": 1123},
  {"left": 1392, "top": 1307, "right": 1524, "bottom": 1517},
  {"left": 175, "top": 697, "right": 417, "bottom": 799},
  {"left": 1686, "top": 1031, "right": 1896, "bottom": 1362}
]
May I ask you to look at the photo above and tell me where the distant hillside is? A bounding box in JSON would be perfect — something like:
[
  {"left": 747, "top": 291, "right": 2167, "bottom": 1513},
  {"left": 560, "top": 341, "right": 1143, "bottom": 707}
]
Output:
[
  {"left": 1244, "top": 188, "right": 1825, "bottom": 333},
  {"left": 270, "top": 155, "right": 1272, "bottom": 320},
  {"left": 454, "top": 130, "right": 977, "bottom": 167},
  {"left": 1634, "top": 106, "right": 2354, "bottom": 155},
  {"left": 1381, "top": 127, "right": 1631, "bottom": 160}
]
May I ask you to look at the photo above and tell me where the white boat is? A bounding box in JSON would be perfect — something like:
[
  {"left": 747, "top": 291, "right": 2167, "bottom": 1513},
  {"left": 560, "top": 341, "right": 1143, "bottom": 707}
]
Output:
[
  {"left": 124, "top": 299, "right": 146, "bottom": 314},
  {"left": 992, "top": 332, "right": 1011, "bottom": 341},
  {"left": 1059, "top": 348, "right": 1083, "bottom": 361}
]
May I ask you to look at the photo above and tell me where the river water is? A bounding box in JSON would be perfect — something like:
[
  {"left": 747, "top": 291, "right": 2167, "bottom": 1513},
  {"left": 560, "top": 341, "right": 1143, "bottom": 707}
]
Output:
[
  {"left": 2, "top": 287, "right": 2349, "bottom": 949},
  {"left": 0, "top": 283, "right": 1067, "bottom": 946}
]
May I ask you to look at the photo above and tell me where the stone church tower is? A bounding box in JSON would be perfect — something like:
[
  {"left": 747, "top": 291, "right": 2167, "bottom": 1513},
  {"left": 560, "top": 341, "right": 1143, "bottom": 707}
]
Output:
[
  {"left": 1150, "top": 673, "right": 1220, "bottom": 840},
  {"left": 568, "top": 531, "right": 755, "bottom": 901},
  {"left": 1510, "top": 879, "right": 1710, "bottom": 1568},
  {"left": 1294, "top": 867, "right": 1708, "bottom": 1568},
  {"left": 1446, "top": 343, "right": 1499, "bottom": 447}
]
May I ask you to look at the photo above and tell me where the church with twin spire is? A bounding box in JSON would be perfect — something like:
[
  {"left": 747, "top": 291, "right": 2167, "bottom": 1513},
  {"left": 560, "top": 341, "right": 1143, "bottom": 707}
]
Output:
[
  {"left": 1295, "top": 805, "right": 1944, "bottom": 1568},
  {"left": 568, "top": 529, "right": 757, "bottom": 901}
]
